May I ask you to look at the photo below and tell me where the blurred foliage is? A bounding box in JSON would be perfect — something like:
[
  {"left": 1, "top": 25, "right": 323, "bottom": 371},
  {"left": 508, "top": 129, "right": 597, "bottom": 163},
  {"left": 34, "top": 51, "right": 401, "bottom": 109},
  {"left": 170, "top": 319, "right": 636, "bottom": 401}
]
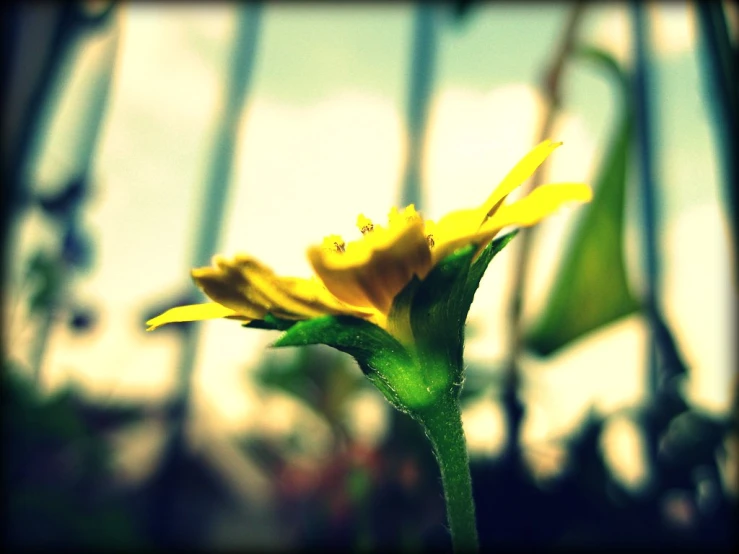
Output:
[
  {"left": 254, "top": 345, "right": 367, "bottom": 440},
  {"left": 7, "top": 340, "right": 731, "bottom": 550},
  {"left": 241, "top": 312, "right": 736, "bottom": 550},
  {"left": 25, "top": 175, "right": 96, "bottom": 321},
  {"left": 525, "top": 46, "right": 640, "bottom": 356},
  {"left": 24, "top": 238, "right": 98, "bottom": 336},
  {"left": 245, "top": 348, "right": 448, "bottom": 551},
  {"left": 2, "top": 363, "right": 146, "bottom": 548},
  {"left": 25, "top": 180, "right": 95, "bottom": 319},
  {"left": 242, "top": 334, "right": 736, "bottom": 550},
  {"left": 26, "top": 250, "right": 63, "bottom": 315},
  {"left": 3, "top": 360, "right": 273, "bottom": 549},
  {"left": 660, "top": 409, "right": 733, "bottom": 468}
]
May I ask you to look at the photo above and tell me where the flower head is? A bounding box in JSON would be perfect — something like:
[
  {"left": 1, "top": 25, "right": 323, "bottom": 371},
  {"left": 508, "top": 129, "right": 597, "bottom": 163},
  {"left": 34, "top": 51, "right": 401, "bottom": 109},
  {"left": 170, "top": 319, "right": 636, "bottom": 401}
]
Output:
[
  {"left": 147, "top": 139, "right": 592, "bottom": 553},
  {"left": 147, "top": 139, "right": 591, "bottom": 336}
]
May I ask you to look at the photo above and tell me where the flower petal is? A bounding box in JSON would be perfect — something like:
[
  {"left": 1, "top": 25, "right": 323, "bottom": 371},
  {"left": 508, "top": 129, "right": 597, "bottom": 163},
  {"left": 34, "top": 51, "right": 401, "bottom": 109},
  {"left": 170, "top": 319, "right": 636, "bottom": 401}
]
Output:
[
  {"left": 430, "top": 224, "right": 499, "bottom": 266},
  {"left": 430, "top": 140, "right": 563, "bottom": 256},
  {"left": 191, "top": 259, "right": 271, "bottom": 320},
  {"left": 430, "top": 182, "right": 592, "bottom": 264},
  {"left": 146, "top": 303, "right": 241, "bottom": 331},
  {"left": 484, "top": 182, "right": 592, "bottom": 230},
  {"left": 480, "top": 139, "right": 563, "bottom": 218},
  {"left": 192, "top": 254, "right": 372, "bottom": 321},
  {"left": 308, "top": 218, "right": 432, "bottom": 314}
]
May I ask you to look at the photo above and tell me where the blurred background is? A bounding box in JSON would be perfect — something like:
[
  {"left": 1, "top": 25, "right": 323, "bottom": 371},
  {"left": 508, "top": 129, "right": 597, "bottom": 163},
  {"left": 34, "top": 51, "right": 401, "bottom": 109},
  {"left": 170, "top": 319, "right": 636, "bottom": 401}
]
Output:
[{"left": 2, "top": 1, "right": 736, "bottom": 550}]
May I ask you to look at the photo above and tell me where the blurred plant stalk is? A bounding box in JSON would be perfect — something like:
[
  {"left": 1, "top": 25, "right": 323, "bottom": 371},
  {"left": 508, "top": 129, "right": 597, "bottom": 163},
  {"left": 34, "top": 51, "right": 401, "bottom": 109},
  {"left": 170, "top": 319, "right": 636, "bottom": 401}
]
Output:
[
  {"left": 503, "top": 0, "right": 587, "bottom": 455},
  {"left": 630, "top": 0, "right": 664, "bottom": 416}
]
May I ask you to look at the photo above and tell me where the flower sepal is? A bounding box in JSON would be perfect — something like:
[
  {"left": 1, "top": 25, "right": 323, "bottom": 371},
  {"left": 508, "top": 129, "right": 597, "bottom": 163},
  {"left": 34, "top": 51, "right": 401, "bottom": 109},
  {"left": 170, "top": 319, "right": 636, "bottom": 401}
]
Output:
[{"left": 386, "top": 231, "right": 517, "bottom": 394}]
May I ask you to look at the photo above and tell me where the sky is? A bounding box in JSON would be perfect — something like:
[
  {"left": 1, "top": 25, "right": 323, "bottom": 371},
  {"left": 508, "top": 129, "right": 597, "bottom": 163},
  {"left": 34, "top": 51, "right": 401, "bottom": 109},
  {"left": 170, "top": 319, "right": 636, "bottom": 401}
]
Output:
[{"left": 5, "top": 2, "right": 735, "bottom": 488}]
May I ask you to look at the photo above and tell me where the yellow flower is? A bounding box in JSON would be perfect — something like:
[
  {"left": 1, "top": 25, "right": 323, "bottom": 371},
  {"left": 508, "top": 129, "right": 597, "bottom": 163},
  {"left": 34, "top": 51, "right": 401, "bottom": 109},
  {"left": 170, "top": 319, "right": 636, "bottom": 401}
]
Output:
[{"left": 146, "top": 139, "right": 591, "bottom": 333}]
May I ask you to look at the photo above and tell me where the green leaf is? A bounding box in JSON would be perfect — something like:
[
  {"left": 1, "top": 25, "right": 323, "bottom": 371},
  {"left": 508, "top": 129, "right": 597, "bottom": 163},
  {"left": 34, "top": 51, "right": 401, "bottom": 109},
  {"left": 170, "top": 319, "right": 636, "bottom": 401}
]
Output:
[
  {"left": 272, "top": 315, "right": 430, "bottom": 411},
  {"left": 574, "top": 45, "right": 630, "bottom": 91},
  {"left": 524, "top": 46, "right": 641, "bottom": 356}
]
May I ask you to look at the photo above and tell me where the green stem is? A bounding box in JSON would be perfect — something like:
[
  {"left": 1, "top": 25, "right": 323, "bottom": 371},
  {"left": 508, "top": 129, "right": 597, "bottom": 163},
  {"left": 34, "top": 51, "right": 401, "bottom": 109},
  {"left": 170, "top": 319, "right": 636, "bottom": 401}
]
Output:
[{"left": 417, "top": 392, "right": 478, "bottom": 552}]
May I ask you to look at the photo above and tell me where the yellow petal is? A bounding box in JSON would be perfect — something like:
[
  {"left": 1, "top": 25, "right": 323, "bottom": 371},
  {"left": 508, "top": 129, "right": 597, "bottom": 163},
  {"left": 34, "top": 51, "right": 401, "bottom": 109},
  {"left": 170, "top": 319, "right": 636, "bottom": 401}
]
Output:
[
  {"left": 146, "top": 303, "right": 241, "bottom": 331},
  {"left": 192, "top": 259, "right": 271, "bottom": 320},
  {"left": 430, "top": 140, "right": 563, "bottom": 252},
  {"left": 484, "top": 182, "right": 592, "bottom": 230},
  {"left": 308, "top": 217, "right": 432, "bottom": 314},
  {"left": 430, "top": 182, "right": 591, "bottom": 265},
  {"left": 430, "top": 227, "right": 499, "bottom": 266},
  {"left": 480, "top": 139, "right": 563, "bottom": 218},
  {"left": 241, "top": 264, "right": 371, "bottom": 319},
  {"left": 426, "top": 207, "right": 483, "bottom": 249},
  {"left": 193, "top": 254, "right": 373, "bottom": 321}
]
